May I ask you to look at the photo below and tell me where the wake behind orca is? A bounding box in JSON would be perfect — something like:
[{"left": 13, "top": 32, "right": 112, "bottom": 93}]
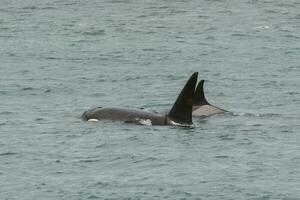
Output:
[
  {"left": 82, "top": 72, "right": 198, "bottom": 126},
  {"left": 192, "top": 80, "right": 228, "bottom": 117}
]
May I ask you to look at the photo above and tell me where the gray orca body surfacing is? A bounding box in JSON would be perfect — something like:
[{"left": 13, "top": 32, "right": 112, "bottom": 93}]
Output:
[
  {"left": 82, "top": 72, "right": 198, "bottom": 126},
  {"left": 192, "top": 80, "right": 227, "bottom": 117}
]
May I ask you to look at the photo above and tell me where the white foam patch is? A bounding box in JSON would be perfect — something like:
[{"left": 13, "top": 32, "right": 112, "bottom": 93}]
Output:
[
  {"left": 232, "top": 112, "right": 261, "bottom": 117},
  {"left": 168, "top": 119, "right": 193, "bottom": 127},
  {"left": 137, "top": 119, "right": 152, "bottom": 126},
  {"left": 254, "top": 25, "right": 270, "bottom": 29},
  {"left": 88, "top": 119, "right": 99, "bottom": 122}
]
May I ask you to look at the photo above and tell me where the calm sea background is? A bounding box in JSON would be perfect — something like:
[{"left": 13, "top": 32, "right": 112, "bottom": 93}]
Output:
[{"left": 1, "top": 0, "right": 299, "bottom": 199}]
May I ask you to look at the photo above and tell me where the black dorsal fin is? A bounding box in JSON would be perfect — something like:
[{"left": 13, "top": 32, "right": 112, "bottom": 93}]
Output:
[
  {"left": 193, "top": 80, "right": 209, "bottom": 106},
  {"left": 167, "top": 72, "right": 198, "bottom": 125}
]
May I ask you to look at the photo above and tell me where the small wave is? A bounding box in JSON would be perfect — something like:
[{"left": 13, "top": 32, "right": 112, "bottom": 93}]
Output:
[
  {"left": 64, "top": 2, "right": 78, "bottom": 6},
  {"left": 87, "top": 195, "right": 101, "bottom": 199},
  {"left": 167, "top": 74, "right": 185, "bottom": 80},
  {"left": 0, "top": 35, "right": 16, "bottom": 38},
  {"left": 264, "top": 9, "right": 277, "bottom": 14},
  {"left": 205, "top": 36, "right": 215, "bottom": 40},
  {"left": 6, "top": 52, "right": 15, "bottom": 57},
  {"left": 0, "top": 111, "right": 13, "bottom": 115},
  {"left": 231, "top": 112, "right": 281, "bottom": 118},
  {"left": 22, "top": 87, "right": 34, "bottom": 91},
  {"left": 0, "top": 9, "right": 10, "bottom": 13},
  {"left": 44, "top": 89, "right": 51, "bottom": 93},
  {"left": 214, "top": 155, "right": 229, "bottom": 159},
  {"left": 42, "top": 56, "right": 84, "bottom": 61},
  {"left": 276, "top": 3, "right": 294, "bottom": 8},
  {"left": 284, "top": 34, "right": 300, "bottom": 39},
  {"left": 252, "top": 123, "right": 263, "bottom": 127},
  {"left": 79, "top": 159, "right": 101, "bottom": 163},
  {"left": 238, "top": 139, "right": 253, "bottom": 145},
  {"left": 232, "top": 112, "right": 251, "bottom": 117},
  {"left": 289, "top": 65, "right": 300, "bottom": 70},
  {"left": 287, "top": 91, "right": 299, "bottom": 95},
  {"left": 176, "top": 40, "right": 188, "bottom": 44},
  {"left": 142, "top": 48, "right": 155, "bottom": 52},
  {"left": 42, "top": 56, "right": 62, "bottom": 60},
  {"left": 156, "top": 25, "right": 167, "bottom": 29},
  {"left": 219, "top": 135, "right": 234, "bottom": 141},
  {"left": 94, "top": 181, "right": 109, "bottom": 187},
  {"left": 127, "top": 135, "right": 139, "bottom": 141},
  {"left": 134, "top": 157, "right": 157, "bottom": 163},
  {"left": 216, "top": 92, "right": 226, "bottom": 97},
  {"left": 137, "top": 14, "right": 148, "bottom": 18},
  {"left": 105, "top": 0, "right": 130, "bottom": 3},
  {"left": 231, "top": 33, "right": 247, "bottom": 37},
  {"left": 21, "top": 6, "right": 56, "bottom": 10},
  {"left": 0, "top": 90, "right": 8, "bottom": 95},
  {"left": 255, "top": 113, "right": 281, "bottom": 117},
  {"left": 95, "top": 144, "right": 106, "bottom": 148},
  {"left": 90, "top": 92, "right": 105, "bottom": 97},
  {"left": 82, "top": 30, "right": 105, "bottom": 36},
  {"left": 41, "top": 7, "right": 56, "bottom": 10},
  {"left": 197, "top": 15, "right": 210, "bottom": 19},
  {"left": 217, "top": 10, "right": 233, "bottom": 14},
  {"left": 35, "top": 118, "right": 44, "bottom": 121},
  {"left": 125, "top": 76, "right": 142, "bottom": 81},
  {"left": 22, "top": 6, "right": 38, "bottom": 10},
  {"left": 0, "top": 152, "right": 17, "bottom": 156}
]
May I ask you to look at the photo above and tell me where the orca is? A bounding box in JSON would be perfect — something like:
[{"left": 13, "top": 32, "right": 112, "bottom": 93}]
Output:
[
  {"left": 82, "top": 72, "right": 198, "bottom": 126},
  {"left": 192, "top": 80, "right": 227, "bottom": 117}
]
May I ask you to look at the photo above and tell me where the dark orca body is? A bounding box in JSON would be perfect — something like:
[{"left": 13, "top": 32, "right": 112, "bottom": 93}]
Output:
[
  {"left": 82, "top": 72, "right": 198, "bottom": 126},
  {"left": 82, "top": 107, "right": 166, "bottom": 125},
  {"left": 192, "top": 80, "right": 228, "bottom": 117}
]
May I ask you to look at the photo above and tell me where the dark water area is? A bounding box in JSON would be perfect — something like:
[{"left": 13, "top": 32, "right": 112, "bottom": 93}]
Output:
[{"left": 0, "top": 0, "right": 299, "bottom": 199}]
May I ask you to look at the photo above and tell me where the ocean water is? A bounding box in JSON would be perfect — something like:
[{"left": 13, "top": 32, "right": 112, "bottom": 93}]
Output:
[{"left": 1, "top": 0, "right": 299, "bottom": 199}]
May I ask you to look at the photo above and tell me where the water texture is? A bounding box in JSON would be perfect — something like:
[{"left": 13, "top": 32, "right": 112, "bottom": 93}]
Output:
[{"left": 0, "top": 0, "right": 299, "bottom": 199}]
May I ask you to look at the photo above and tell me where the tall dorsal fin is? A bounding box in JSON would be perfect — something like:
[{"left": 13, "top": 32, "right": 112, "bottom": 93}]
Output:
[
  {"left": 193, "top": 80, "right": 210, "bottom": 106},
  {"left": 167, "top": 72, "right": 198, "bottom": 125}
]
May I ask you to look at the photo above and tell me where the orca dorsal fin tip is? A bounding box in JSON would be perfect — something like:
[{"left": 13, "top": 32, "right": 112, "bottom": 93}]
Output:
[
  {"left": 194, "top": 79, "right": 209, "bottom": 106},
  {"left": 167, "top": 72, "right": 198, "bottom": 125}
]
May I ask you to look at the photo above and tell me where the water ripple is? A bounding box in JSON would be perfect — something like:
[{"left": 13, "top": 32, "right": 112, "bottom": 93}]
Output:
[
  {"left": 1, "top": 0, "right": 300, "bottom": 199},
  {"left": 82, "top": 30, "right": 105, "bottom": 36},
  {"left": 0, "top": 152, "right": 17, "bottom": 156}
]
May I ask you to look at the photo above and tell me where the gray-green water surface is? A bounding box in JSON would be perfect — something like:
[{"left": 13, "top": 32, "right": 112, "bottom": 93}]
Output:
[{"left": 1, "top": 0, "right": 299, "bottom": 199}]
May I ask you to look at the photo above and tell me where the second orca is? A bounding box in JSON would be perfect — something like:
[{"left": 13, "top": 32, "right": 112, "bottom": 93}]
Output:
[{"left": 192, "top": 80, "right": 228, "bottom": 117}]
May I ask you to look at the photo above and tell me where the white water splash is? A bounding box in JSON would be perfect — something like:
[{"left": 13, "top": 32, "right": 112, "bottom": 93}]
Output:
[
  {"left": 254, "top": 25, "right": 270, "bottom": 29},
  {"left": 168, "top": 120, "right": 194, "bottom": 128},
  {"left": 87, "top": 119, "right": 99, "bottom": 122},
  {"left": 137, "top": 119, "right": 152, "bottom": 126}
]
